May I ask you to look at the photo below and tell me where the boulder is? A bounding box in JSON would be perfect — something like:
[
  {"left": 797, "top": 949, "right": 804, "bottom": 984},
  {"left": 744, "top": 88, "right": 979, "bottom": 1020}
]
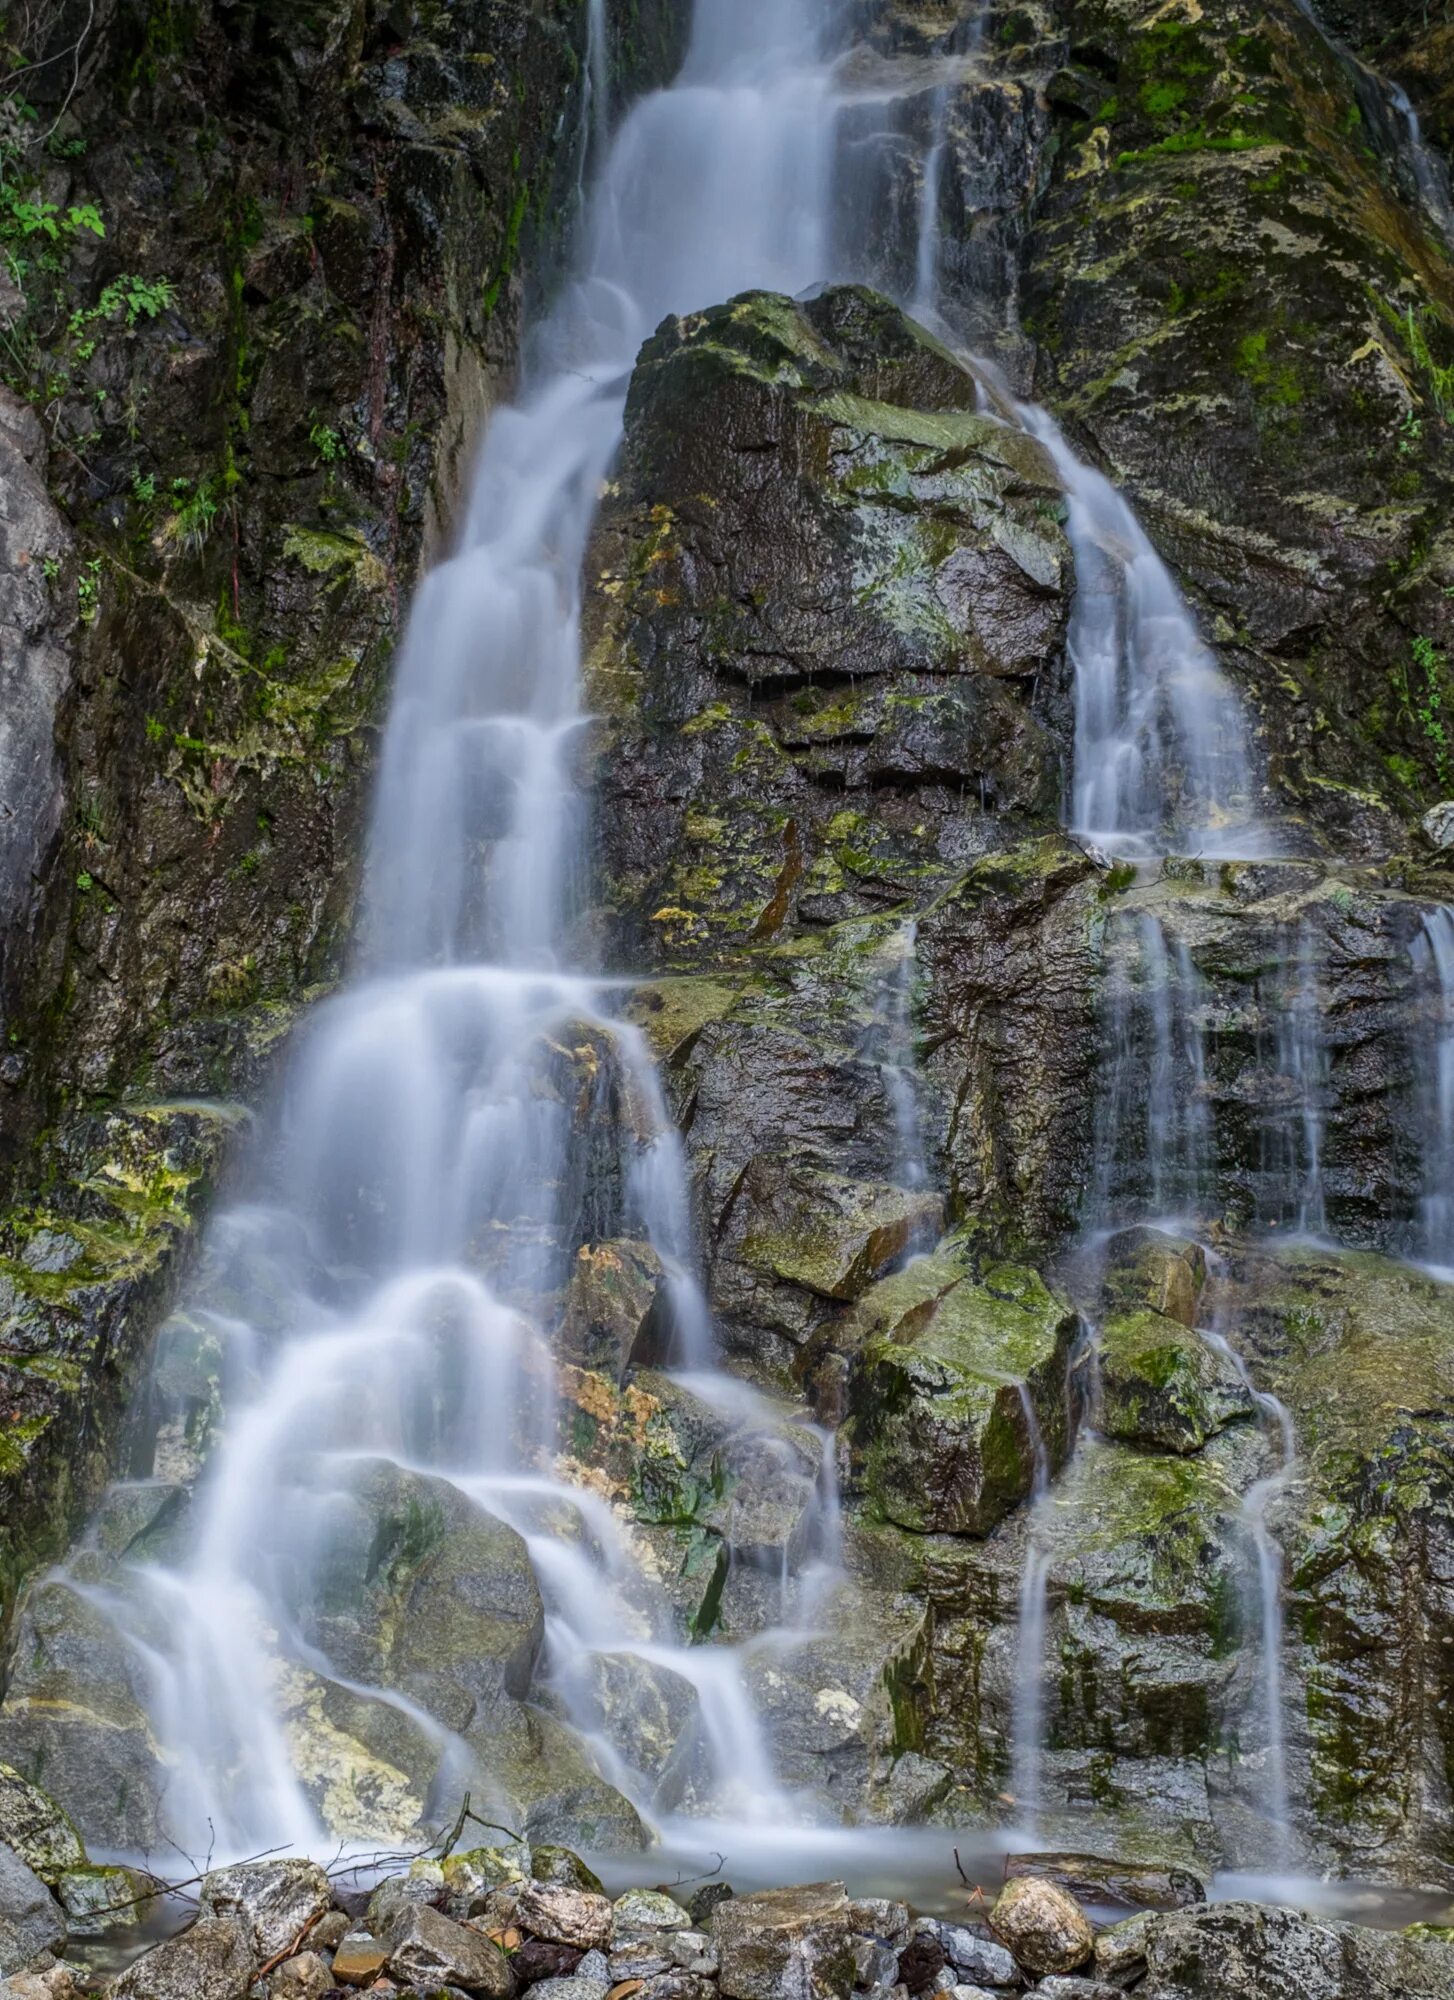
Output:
[
  {"left": 1096, "top": 1312, "right": 1253, "bottom": 1454},
  {"left": 516, "top": 1882, "right": 615, "bottom": 1951},
  {"left": 613, "top": 1890, "right": 690, "bottom": 1933},
  {"left": 0, "top": 1844, "right": 65, "bottom": 1976},
  {"left": 1004, "top": 1853, "right": 1204, "bottom": 1915},
  {"left": 530, "top": 1849, "right": 606, "bottom": 1894},
  {"left": 267, "top": 1951, "right": 334, "bottom": 2000},
  {"left": 330, "top": 1931, "right": 390, "bottom": 1985},
  {"left": 1138, "top": 1901, "right": 1454, "bottom": 1998},
  {"left": 937, "top": 1927, "right": 1017, "bottom": 1988},
  {"left": 383, "top": 1901, "right": 515, "bottom": 1995},
  {"left": 1100, "top": 1231, "right": 1207, "bottom": 1333},
  {"left": 54, "top": 1864, "right": 143, "bottom": 1938},
  {"left": 988, "top": 1878, "right": 1092, "bottom": 1977},
  {"left": 109, "top": 1916, "right": 256, "bottom": 2000},
  {"left": 199, "top": 1858, "right": 332, "bottom": 1960},
  {"left": 562, "top": 1241, "right": 667, "bottom": 1380},
  {"left": 0, "top": 1768, "right": 83, "bottom": 1883},
  {"left": 713, "top": 1881, "right": 855, "bottom": 2000},
  {"left": 530, "top": 1976, "right": 613, "bottom": 2000},
  {"left": 443, "top": 1842, "right": 530, "bottom": 1917},
  {"left": 845, "top": 1254, "right": 1077, "bottom": 1535}
]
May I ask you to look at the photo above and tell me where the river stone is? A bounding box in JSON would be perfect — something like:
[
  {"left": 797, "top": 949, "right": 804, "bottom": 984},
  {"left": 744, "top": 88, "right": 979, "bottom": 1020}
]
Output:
[
  {"left": 530, "top": 1849, "right": 605, "bottom": 1894},
  {"left": 54, "top": 1863, "right": 142, "bottom": 1937},
  {"left": 444, "top": 1843, "right": 531, "bottom": 1917},
  {"left": 200, "top": 1858, "right": 332, "bottom": 1960},
  {"left": 1138, "top": 1900, "right": 1454, "bottom": 1997},
  {"left": 846, "top": 1900, "right": 907, "bottom": 1946},
  {"left": 516, "top": 1882, "right": 615, "bottom": 1951},
  {"left": 0, "top": 1844, "right": 65, "bottom": 1975},
  {"left": 331, "top": 1931, "right": 390, "bottom": 1985},
  {"left": 937, "top": 1927, "right": 1017, "bottom": 1987},
  {"left": 0, "top": 1769, "right": 83, "bottom": 1884},
  {"left": 1421, "top": 801, "right": 1454, "bottom": 849},
  {"left": 531, "top": 1976, "right": 613, "bottom": 2000},
  {"left": 1034, "top": 1981, "right": 1124, "bottom": 2000},
  {"left": 268, "top": 1949, "right": 334, "bottom": 2000},
  {"left": 384, "top": 1902, "right": 514, "bottom": 1995},
  {"left": 613, "top": 1890, "right": 690, "bottom": 1932},
  {"left": 1093, "top": 1913, "right": 1152, "bottom": 1987},
  {"left": 713, "top": 1881, "right": 855, "bottom": 2000},
  {"left": 1097, "top": 1311, "right": 1253, "bottom": 1454},
  {"left": 988, "top": 1878, "right": 1092, "bottom": 1977},
  {"left": 110, "top": 1916, "right": 256, "bottom": 2000},
  {"left": 1005, "top": 1854, "right": 1205, "bottom": 1917}
]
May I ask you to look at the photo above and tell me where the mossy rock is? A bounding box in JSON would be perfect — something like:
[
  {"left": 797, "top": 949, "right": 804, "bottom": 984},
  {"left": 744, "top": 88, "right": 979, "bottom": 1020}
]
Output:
[{"left": 1098, "top": 1310, "right": 1254, "bottom": 1454}]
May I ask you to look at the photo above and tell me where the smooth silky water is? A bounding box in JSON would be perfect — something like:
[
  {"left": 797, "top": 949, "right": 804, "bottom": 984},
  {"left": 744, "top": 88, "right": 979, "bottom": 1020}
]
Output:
[{"left": 41, "top": 0, "right": 1446, "bottom": 1931}]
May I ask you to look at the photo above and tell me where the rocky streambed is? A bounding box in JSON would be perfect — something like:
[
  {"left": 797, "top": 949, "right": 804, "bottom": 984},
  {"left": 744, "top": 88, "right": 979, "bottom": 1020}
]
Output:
[{"left": 3, "top": 1814, "right": 1453, "bottom": 2000}]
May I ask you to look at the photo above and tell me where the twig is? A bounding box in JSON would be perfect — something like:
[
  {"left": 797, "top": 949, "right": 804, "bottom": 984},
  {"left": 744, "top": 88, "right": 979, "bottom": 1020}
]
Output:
[
  {"left": 660, "top": 1853, "right": 725, "bottom": 1891},
  {"left": 257, "top": 1907, "right": 324, "bottom": 1979}
]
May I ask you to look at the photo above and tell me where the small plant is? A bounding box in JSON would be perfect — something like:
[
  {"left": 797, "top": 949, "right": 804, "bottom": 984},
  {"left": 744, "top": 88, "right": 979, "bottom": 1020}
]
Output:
[
  {"left": 77, "top": 556, "right": 102, "bottom": 623},
  {"left": 308, "top": 419, "right": 343, "bottom": 464},
  {"left": 131, "top": 470, "right": 157, "bottom": 503},
  {"left": 1410, "top": 632, "right": 1451, "bottom": 787},
  {"left": 1398, "top": 410, "right": 1423, "bottom": 455},
  {"left": 164, "top": 476, "right": 219, "bottom": 553},
  {"left": 68, "top": 273, "right": 175, "bottom": 338}
]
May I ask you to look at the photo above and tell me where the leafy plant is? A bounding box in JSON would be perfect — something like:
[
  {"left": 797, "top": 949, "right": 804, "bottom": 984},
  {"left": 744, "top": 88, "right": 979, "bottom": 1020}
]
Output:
[{"left": 308, "top": 419, "right": 343, "bottom": 464}]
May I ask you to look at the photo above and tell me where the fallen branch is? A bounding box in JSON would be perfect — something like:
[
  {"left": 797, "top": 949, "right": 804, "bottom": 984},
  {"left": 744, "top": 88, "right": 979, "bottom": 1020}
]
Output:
[{"left": 257, "top": 1907, "right": 325, "bottom": 1979}]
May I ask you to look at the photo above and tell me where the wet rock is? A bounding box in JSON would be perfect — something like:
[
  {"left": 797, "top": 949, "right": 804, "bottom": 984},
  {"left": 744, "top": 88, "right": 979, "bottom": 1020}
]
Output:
[
  {"left": 330, "top": 1932, "right": 390, "bottom": 1986},
  {"left": 936, "top": 1929, "right": 1017, "bottom": 1989},
  {"left": 844, "top": 1253, "right": 1078, "bottom": 1535},
  {"left": 369, "top": 1872, "right": 445, "bottom": 1932},
  {"left": 53, "top": 1863, "right": 143, "bottom": 1938},
  {"left": 1101, "top": 1232, "right": 1208, "bottom": 1334},
  {"left": 713, "top": 1882, "right": 855, "bottom": 2000},
  {"left": 443, "top": 1845, "right": 530, "bottom": 1919},
  {"left": 612, "top": 1891, "right": 690, "bottom": 1932},
  {"left": 1138, "top": 1900, "right": 1454, "bottom": 1997},
  {"left": 685, "top": 1885, "right": 734, "bottom": 1929},
  {"left": 110, "top": 1916, "right": 256, "bottom": 2000},
  {"left": 382, "top": 1903, "right": 514, "bottom": 1996},
  {"left": 200, "top": 1859, "right": 332, "bottom": 1961},
  {"left": 516, "top": 1883, "right": 615, "bottom": 1952},
  {"left": 514, "top": 1938, "right": 585, "bottom": 1985},
  {"left": 988, "top": 1879, "right": 1092, "bottom": 1977},
  {"left": 0, "top": 1843, "right": 65, "bottom": 1976},
  {"left": 1092, "top": 1912, "right": 1153, "bottom": 1989},
  {"left": 562, "top": 1241, "right": 667, "bottom": 1381},
  {"left": 1097, "top": 1311, "right": 1254, "bottom": 1454},
  {"left": 530, "top": 1851, "right": 606, "bottom": 1895},
  {"left": 1004, "top": 1855, "right": 1204, "bottom": 1916},
  {"left": 0, "top": 1767, "right": 83, "bottom": 1883},
  {"left": 896, "top": 1930, "right": 945, "bottom": 1994},
  {"left": 268, "top": 1950, "right": 334, "bottom": 2000},
  {"left": 1421, "top": 801, "right": 1454, "bottom": 849}
]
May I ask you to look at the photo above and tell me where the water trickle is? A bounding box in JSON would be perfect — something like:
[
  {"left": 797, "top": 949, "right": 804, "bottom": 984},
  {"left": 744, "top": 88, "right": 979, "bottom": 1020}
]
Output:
[
  {"left": 1199, "top": 1304, "right": 1297, "bottom": 1847},
  {"left": 1018, "top": 413, "right": 1264, "bottom": 859},
  {"left": 1410, "top": 908, "right": 1454, "bottom": 1270},
  {"left": 1009, "top": 1385, "right": 1053, "bottom": 1837},
  {"left": 1090, "top": 911, "right": 1215, "bottom": 1231},
  {"left": 1255, "top": 925, "right": 1330, "bottom": 1239},
  {"left": 865, "top": 923, "right": 927, "bottom": 1191}
]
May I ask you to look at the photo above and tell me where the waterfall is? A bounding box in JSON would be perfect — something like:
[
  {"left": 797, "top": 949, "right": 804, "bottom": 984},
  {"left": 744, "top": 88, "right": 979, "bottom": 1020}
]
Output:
[
  {"left": 1200, "top": 1305, "right": 1297, "bottom": 1848},
  {"left": 865, "top": 923, "right": 927, "bottom": 1192},
  {"left": 1255, "top": 924, "right": 1329, "bottom": 1239},
  {"left": 1410, "top": 908, "right": 1454, "bottom": 1270},
  {"left": 1008, "top": 1387, "right": 1053, "bottom": 1836},
  {"left": 1089, "top": 911, "right": 1215, "bottom": 1231},
  {"left": 24, "top": 0, "right": 1314, "bottom": 1873}
]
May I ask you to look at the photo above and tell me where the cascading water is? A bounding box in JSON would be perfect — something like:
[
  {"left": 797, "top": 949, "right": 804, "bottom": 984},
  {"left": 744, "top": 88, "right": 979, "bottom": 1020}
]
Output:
[
  {"left": 23, "top": 0, "right": 1346, "bottom": 1883},
  {"left": 864, "top": 924, "right": 927, "bottom": 1193},
  {"left": 1089, "top": 911, "right": 1214, "bottom": 1231},
  {"left": 1254, "top": 925, "right": 1329, "bottom": 1239},
  {"left": 1410, "top": 908, "right": 1454, "bottom": 1272}
]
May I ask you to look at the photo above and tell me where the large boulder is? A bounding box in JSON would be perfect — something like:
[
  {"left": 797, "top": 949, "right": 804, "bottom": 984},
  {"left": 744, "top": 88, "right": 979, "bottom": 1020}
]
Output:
[
  {"left": 988, "top": 1877, "right": 1093, "bottom": 1977},
  {"left": 109, "top": 1916, "right": 256, "bottom": 2000},
  {"left": 1138, "top": 1900, "right": 1454, "bottom": 1998},
  {"left": 0, "top": 1767, "right": 83, "bottom": 1883},
  {"left": 843, "top": 1252, "right": 1078, "bottom": 1535},
  {"left": 199, "top": 1859, "right": 332, "bottom": 1961},
  {"left": 713, "top": 1882, "right": 856, "bottom": 2000},
  {"left": 0, "top": 1844, "right": 65, "bottom": 1976},
  {"left": 1097, "top": 1311, "right": 1254, "bottom": 1454}
]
